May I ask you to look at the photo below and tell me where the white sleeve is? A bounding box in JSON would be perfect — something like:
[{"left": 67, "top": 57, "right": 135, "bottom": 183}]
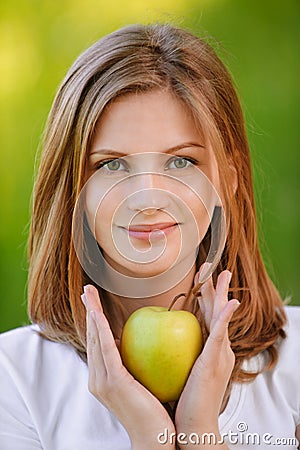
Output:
[{"left": 0, "top": 349, "right": 42, "bottom": 449}]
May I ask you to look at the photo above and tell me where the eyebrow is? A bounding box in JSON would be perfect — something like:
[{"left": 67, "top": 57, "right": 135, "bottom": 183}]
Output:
[{"left": 89, "top": 142, "right": 205, "bottom": 156}]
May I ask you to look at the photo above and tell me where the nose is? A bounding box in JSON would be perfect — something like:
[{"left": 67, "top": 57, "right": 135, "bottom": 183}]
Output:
[{"left": 126, "top": 173, "right": 170, "bottom": 213}]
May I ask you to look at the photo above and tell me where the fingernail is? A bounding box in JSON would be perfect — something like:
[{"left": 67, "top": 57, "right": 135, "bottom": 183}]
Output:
[
  {"left": 232, "top": 299, "right": 240, "bottom": 310},
  {"left": 200, "top": 262, "right": 211, "bottom": 274},
  {"left": 227, "top": 271, "right": 232, "bottom": 283},
  {"left": 199, "top": 262, "right": 212, "bottom": 283},
  {"left": 81, "top": 294, "right": 87, "bottom": 307}
]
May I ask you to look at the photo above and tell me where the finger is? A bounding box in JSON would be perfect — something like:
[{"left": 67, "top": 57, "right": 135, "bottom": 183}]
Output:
[
  {"left": 199, "top": 273, "right": 215, "bottom": 331},
  {"left": 83, "top": 285, "right": 123, "bottom": 374},
  {"left": 82, "top": 284, "right": 103, "bottom": 313},
  {"left": 206, "top": 299, "right": 239, "bottom": 351},
  {"left": 115, "top": 338, "right": 121, "bottom": 351},
  {"left": 86, "top": 310, "right": 105, "bottom": 383},
  {"left": 189, "top": 299, "right": 239, "bottom": 386},
  {"left": 92, "top": 309, "right": 123, "bottom": 375},
  {"left": 198, "top": 262, "right": 213, "bottom": 285},
  {"left": 211, "top": 271, "right": 232, "bottom": 327}
]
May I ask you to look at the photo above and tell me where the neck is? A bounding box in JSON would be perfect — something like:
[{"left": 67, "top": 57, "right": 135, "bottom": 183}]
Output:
[{"left": 102, "top": 262, "right": 197, "bottom": 339}]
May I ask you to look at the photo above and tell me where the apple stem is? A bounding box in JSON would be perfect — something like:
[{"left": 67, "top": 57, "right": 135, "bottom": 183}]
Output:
[
  {"left": 190, "top": 281, "right": 204, "bottom": 302},
  {"left": 168, "top": 293, "right": 187, "bottom": 311},
  {"left": 181, "top": 282, "right": 204, "bottom": 312}
]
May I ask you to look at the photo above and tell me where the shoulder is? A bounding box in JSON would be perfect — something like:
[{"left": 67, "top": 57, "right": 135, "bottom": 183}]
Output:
[
  {"left": 243, "top": 305, "right": 300, "bottom": 390},
  {"left": 0, "top": 324, "right": 40, "bottom": 353},
  {"left": 0, "top": 324, "right": 85, "bottom": 387},
  {"left": 0, "top": 325, "right": 41, "bottom": 369},
  {"left": 0, "top": 326, "right": 130, "bottom": 449},
  {"left": 280, "top": 305, "right": 300, "bottom": 357},
  {"left": 0, "top": 324, "right": 71, "bottom": 361},
  {"left": 271, "top": 306, "right": 300, "bottom": 422},
  {"left": 0, "top": 325, "right": 88, "bottom": 443},
  {"left": 269, "top": 305, "right": 300, "bottom": 368},
  {"left": 274, "top": 305, "right": 300, "bottom": 368},
  {"left": 239, "top": 306, "right": 300, "bottom": 429},
  {"left": 284, "top": 304, "right": 300, "bottom": 336}
]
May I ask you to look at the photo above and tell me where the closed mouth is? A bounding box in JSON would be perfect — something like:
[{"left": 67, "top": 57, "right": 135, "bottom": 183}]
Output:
[
  {"left": 120, "top": 222, "right": 179, "bottom": 241},
  {"left": 127, "top": 222, "right": 178, "bottom": 232}
]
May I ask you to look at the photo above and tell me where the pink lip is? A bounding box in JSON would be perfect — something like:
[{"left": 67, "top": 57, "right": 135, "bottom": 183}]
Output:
[
  {"left": 128, "top": 222, "right": 177, "bottom": 232},
  {"left": 122, "top": 223, "right": 178, "bottom": 241}
]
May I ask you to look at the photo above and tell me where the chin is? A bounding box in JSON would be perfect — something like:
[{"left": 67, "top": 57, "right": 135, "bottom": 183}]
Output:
[
  {"left": 114, "top": 259, "right": 176, "bottom": 278},
  {"left": 100, "top": 247, "right": 179, "bottom": 277}
]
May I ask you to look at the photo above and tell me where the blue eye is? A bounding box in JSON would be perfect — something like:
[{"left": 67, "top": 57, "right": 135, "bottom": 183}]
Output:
[
  {"left": 96, "top": 159, "right": 125, "bottom": 171},
  {"left": 168, "top": 157, "right": 194, "bottom": 169},
  {"left": 106, "top": 160, "right": 122, "bottom": 171}
]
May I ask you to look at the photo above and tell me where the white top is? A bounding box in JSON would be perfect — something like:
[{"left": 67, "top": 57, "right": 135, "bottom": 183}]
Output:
[{"left": 0, "top": 306, "right": 300, "bottom": 450}]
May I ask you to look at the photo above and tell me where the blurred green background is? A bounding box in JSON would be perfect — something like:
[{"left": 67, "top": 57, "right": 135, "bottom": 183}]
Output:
[{"left": 1, "top": 0, "right": 299, "bottom": 332}]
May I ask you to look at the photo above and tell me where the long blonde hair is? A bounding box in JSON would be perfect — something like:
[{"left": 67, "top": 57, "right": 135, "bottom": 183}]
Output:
[{"left": 28, "top": 23, "right": 286, "bottom": 382}]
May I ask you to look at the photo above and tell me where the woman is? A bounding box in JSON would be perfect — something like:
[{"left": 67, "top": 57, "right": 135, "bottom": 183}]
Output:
[{"left": 0, "top": 23, "right": 299, "bottom": 449}]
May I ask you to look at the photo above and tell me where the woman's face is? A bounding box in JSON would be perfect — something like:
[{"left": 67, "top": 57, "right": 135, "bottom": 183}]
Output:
[{"left": 84, "top": 89, "right": 220, "bottom": 278}]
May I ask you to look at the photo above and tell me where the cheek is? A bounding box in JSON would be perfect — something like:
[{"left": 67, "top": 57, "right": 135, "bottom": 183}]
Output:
[
  {"left": 186, "top": 200, "right": 211, "bottom": 243},
  {"left": 85, "top": 182, "right": 119, "bottom": 238},
  {"left": 181, "top": 187, "right": 213, "bottom": 223},
  {"left": 205, "top": 150, "right": 222, "bottom": 200}
]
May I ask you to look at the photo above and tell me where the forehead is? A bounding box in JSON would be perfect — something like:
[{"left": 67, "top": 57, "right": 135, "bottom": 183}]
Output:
[{"left": 89, "top": 89, "right": 204, "bottom": 155}]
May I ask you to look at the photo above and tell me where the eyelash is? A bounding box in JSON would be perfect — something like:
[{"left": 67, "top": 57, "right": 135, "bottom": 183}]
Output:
[
  {"left": 94, "top": 156, "right": 199, "bottom": 171},
  {"left": 167, "top": 156, "right": 198, "bottom": 168},
  {"left": 94, "top": 159, "right": 125, "bottom": 170}
]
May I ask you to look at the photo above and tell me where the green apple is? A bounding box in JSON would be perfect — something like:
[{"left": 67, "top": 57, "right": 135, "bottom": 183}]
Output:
[{"left": 120, "top": 303, "right": 202, "bottom": 403}]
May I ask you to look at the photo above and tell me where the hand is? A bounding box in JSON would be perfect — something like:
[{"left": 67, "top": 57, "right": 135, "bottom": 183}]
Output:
[
  {"left": 175, "top": 269, "right": 239, "bottom": 449},
  {"left": 81, "top": 285, "right": 175, "bottom": 450}
]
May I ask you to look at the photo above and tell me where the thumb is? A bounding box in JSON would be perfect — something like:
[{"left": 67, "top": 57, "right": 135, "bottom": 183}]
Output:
[{"left": 115, "top": 338, "right": 121, "bottom": 351}]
